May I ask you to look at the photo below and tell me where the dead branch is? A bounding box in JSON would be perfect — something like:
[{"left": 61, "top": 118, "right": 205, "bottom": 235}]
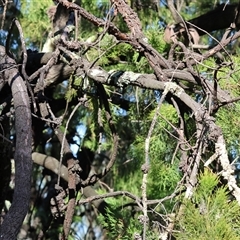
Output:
[
  {"left": 0, "top": 46, "right": 32, "bottom": 240},
  {"left": 31, "top": 152, "right": 109, "bottom": 216}
]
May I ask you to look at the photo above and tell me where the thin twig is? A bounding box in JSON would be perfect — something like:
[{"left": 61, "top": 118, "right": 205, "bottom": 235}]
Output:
[
  {"left": 78, "top": 190, "right": 143, "bottom": 210},
  {"left": 142, "top": 85, "right": 169, "bottom": 239}
]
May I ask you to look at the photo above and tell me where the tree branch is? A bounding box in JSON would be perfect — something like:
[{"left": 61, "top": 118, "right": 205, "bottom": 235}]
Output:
[{"left": 0, "top": 46, "right": 32, "bottom": 240}]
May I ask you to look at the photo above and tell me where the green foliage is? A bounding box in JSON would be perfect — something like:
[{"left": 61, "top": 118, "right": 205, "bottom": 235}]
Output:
[
  {"left": 20, "top": 0, "right": 53, "bottom": 48},
  {"left": 85, "top": 33, "right": 152, "bottom": 73},
  {"left": 175, "top": 170, "right": 240, "bottom": 240},
  {"left": 216, "top": 103, "right": 240, "bottom": 146},
  {"left": 147, "top": 103, "right": 178, "bottom": 160},
  {"left": 145, "top": 27, "right": 170, "bottom": 54},
  {"left": 65, "top": 88, "right": 77, "bottom": 102},
  {"left": 7, "top": 1, "right": 240, "bottom": 239},
  {"left": 148, "top": 160, "right": 180, "bottom": 200},
  {"left": 111, "top": 103, "right": 180, "bottom": 207},
  {"left": 192, "top": 55, "right": 240, "bottom": 149},
  {"left": 65, "top": 75, "right": 79, "bottom": 102},
  {"left": 99, "top": 204, "right": 129, "bottom": 239},
  {"left": 217, "top": 56, "right": 240, "bottom": 97},
  {"left": 146, "top": 104, "right": 181, "bottom": 200},
  {"left": 98, "top": 198, "right": 159, "bottom": 240},
  {"left": 182, "top": 0, "right": 219, "bottom": 20},
  {"left": 213, "top": 56, "right": 240, "bottom": 146}
]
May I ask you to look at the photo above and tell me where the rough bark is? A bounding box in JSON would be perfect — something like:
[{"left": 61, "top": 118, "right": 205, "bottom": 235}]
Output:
[
  {"left": 0, "top": 46, "right": 32, "bottom": 239},
  {"left": 1, "top": 1, "right": 240, "bottom": 238}
]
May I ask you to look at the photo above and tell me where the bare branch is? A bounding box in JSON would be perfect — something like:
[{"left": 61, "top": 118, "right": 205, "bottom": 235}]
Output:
[{"left": 0, "top": 46, "right": 32, "bottom": 240}]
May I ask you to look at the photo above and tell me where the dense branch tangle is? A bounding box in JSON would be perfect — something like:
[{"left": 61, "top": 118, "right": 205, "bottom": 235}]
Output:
[
  {"left": 1, "top": 1, "right": 240, "bottom": 239},
  {"left": 49, "top": 1, "right": 240, "bottom": 239}
]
